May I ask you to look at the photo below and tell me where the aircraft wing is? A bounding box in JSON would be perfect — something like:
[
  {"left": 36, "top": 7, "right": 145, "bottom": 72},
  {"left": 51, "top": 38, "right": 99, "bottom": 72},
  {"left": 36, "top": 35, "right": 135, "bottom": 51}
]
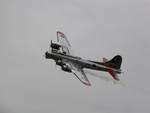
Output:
[
  {"left": 57, "top": 31, "right": 90, "bottom": 86},
  {"left": 71, "top": 64, "right": 91, "bottom": 86},
  {"left": 57, "top": 31, "right": 74, "bottom": 55}
]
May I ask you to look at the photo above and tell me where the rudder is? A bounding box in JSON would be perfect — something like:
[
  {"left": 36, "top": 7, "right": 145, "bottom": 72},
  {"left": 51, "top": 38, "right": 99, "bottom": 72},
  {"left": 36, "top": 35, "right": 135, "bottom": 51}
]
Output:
[{"left": 105, "top": 55, "right": 122, "bottom": 69}]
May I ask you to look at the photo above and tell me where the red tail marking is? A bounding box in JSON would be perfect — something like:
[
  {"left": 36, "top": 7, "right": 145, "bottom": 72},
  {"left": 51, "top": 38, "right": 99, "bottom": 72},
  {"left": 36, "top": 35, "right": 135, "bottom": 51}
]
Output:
[
  {"left": 102, "top": 57, "right": 119, "bottom": 81},
  {"left": 108, "top": 69, "right": 119, "bottom": 81}
]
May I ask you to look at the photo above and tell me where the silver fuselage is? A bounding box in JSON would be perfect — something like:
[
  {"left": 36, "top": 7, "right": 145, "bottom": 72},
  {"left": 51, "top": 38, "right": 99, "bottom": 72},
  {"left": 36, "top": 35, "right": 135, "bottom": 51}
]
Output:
[{"left": 45, "top": 51, "right": 121, "bottom": 74}]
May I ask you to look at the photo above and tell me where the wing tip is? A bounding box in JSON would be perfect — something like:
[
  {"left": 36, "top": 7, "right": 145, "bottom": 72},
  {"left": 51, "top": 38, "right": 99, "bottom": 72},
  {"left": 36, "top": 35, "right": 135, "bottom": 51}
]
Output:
[
  {"left": 72, "top": 71, "right": 91, "bottom": 86},
  {"left": 57, "top": 31, "right": 65, "bottom": 36},
  {"left": 83, "top": 82, "right": 91, "bottom": 86},
  {"left": 80, "top": 79, "right": 91, "bottom": 86}
]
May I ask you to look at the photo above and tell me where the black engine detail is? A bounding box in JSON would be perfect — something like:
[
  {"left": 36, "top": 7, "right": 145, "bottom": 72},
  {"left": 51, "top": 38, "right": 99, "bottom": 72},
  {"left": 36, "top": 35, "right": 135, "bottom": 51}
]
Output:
[
  {"left": 51, "top": 41, "right": 61, "bottom": 50},
  {"left": 45, "top": 51, "right": 53, "bottom": 59},
  {"left": 61, "top": 65, "right": 72, "bottom": 73},
  {"left": 56, "top": 59, "right": 64, "bottom": 66}
]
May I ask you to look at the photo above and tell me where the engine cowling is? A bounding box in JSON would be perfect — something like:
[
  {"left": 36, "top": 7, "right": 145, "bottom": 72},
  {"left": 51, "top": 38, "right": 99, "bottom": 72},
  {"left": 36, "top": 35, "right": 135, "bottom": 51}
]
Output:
[
  {"left": 45, "top": 51, "right": 54, "bottom": 59},
  {"left": 61, "top": 65, "right": 72, "bottom": 73},
  {"left": 51, "top": 42, "right": 61, "bottom": 50},
  {"left": 56, "top": 60, "right": 63, "bottom": 66}
]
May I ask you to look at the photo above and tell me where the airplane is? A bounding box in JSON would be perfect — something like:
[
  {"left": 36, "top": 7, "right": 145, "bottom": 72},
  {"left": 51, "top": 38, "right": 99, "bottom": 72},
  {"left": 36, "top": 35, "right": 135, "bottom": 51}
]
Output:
[{"left": 45, "top": 31, "right": 122, "bottom": 86}]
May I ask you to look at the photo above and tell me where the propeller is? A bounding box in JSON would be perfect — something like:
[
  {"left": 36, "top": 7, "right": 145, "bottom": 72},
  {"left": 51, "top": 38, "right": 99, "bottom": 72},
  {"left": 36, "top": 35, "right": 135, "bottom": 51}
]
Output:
[
  {"left": 43, "top": 40, "right": 52, "bottom": 59},
  {"left": 49, "top": 40, "right": 52, "bottom": 52},
  {"left": 51, "top": 40, "right": 52, "bottom": 45},
  {"left": 42, "top": 51, "right": 47, "bottom": 59}
]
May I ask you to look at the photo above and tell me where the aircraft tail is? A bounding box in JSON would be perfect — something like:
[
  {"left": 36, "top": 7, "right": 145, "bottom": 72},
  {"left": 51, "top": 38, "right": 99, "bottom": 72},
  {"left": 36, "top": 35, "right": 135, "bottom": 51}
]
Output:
[
  {"left": 103, "top": 55, "right": 122, "bottom": 81},
  {"left": 88, "top": 55, "right": 122, "bottom": 80},
  {"left": 104, "top": 55, "right": 122, "bottom": 69}
]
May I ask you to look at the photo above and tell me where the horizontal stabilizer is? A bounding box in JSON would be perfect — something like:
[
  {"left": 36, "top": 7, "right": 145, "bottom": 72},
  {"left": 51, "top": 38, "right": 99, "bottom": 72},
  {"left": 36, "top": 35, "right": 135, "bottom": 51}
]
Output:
[
  {"left": 102, "top": 56, "right": 121, "bottom": 80},
  {"left": 72, "top": 70, "right": 91, "bottom": 86},
  {"left": 108, "top": 69, "right": 119, "bottom": 80}
]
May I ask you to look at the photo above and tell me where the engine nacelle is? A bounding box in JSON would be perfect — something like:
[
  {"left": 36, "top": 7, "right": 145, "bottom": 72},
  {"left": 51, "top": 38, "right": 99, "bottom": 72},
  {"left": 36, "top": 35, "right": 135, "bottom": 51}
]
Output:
[
  {"left": 61, "top": 65, "right": 72, "bottom": 73},
  {"left": 56, "top": 60, "right": 63, "bottom": 66},
  {"left": 45, "top": 51, "right": 54, "bottom": 59},
  {"left": 51, "top": 42, "right": 61, "bottom": 50}
]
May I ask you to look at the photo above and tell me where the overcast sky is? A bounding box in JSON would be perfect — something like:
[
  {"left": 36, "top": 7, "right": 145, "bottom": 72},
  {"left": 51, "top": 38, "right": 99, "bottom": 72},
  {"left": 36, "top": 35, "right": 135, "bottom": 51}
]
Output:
[{"left": 0, "top": 0, "right": 150, "bottom": 113}]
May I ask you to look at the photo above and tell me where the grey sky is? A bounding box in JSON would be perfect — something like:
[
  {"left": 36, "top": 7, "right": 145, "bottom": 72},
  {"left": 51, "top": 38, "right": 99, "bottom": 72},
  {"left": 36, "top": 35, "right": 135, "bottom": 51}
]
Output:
[{"left": 0, "top": 0, "right": 150, "bottom": 113}]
